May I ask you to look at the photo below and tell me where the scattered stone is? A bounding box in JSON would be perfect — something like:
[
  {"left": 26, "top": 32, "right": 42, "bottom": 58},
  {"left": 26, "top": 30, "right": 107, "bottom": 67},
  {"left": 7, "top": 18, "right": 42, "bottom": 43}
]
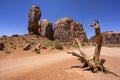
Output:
[
  {"left": 41, "top": 45, "right": 47, "bottom": 49},
  {"left": 6, "top": 50, "right": 11, "bottom": 54},
  {"left": 37, "top": 43, "right": 41, "bottom": 47},
  {"left": 32, "top": 43, "right": 41, "bottom": 50},
  {"left": 33, "top": 44, "right": 41, "bottom": 54},
  {"left": 34, "top": 45, "right": 40, "bottom": 51},
  {"left": 23, "top": 43, "right": 31, "bottom": 50},
  {"left": 0, "top": 43, "right": 4, "bottom": 50},
  {"left": 28, "top": 5, "right": 41, "bottom": 35},
  {"left": 34, "top": 49, "right": 40, "bottom": 54}
]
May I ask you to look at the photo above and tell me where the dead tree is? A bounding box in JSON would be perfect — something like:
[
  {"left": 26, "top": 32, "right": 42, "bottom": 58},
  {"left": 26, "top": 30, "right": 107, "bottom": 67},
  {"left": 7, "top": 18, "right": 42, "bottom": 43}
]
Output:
[{"left": 68, "top": 20, "right": 120, "bottom": 76}]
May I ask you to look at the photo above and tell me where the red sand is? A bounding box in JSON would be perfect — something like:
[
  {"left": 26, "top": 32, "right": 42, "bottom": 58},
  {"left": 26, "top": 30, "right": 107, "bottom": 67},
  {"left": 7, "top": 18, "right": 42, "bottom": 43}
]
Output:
[{"left": 0, "top": 47, "right": 120, "bottom": 80}]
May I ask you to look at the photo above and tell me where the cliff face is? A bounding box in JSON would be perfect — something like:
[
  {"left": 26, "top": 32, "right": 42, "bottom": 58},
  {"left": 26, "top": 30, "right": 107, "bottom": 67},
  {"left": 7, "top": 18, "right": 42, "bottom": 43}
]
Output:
[
  {"left": 89, "top": 31, "right": 120, "bottom": 45},
  {"left": 102, "top": 31, "right": 120, "bottom": 44}
]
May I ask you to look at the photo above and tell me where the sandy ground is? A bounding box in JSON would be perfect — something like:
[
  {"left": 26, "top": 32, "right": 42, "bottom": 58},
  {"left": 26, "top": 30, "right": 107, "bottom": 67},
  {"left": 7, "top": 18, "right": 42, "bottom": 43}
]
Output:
[{"left": 0, "top": 47, "right": 120, "bottom": 80}]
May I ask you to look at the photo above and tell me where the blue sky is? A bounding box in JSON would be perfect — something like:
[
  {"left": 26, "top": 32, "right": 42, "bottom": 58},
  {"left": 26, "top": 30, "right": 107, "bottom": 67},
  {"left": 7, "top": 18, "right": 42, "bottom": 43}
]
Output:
[{"left": 0, "top": 0, "right": 120, "bottom": 38}]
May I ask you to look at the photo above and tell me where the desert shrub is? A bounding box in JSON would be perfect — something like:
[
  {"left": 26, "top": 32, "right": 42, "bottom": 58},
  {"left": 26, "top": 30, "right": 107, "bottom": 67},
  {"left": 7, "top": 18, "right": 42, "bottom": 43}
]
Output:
[
  {"left": 35, "top": 50, "right": 40, "bottom": 54},
  {"left": 81, "top": 43, "right": 86, "bottom": 46},
  {"left": 72, "top": 43, "right": 79, "bottom": 48},
  {"left": 6, "top": 51, "right": 11, "bottom": 54},
  {"left": 12, "top": 44, "right": 16, "bottom": 50},
  {"left": 62, "top": 42, "right": 71, "bottom": 49},
  {"left": 21, "top": 37, "right": 26, "bottom": 40},
  {"left": 50, "top": 46, "right": 54, "bottom": 51},
  {"left": 47, "top": 41, "right": 54, "bottom": 47},
  {"left": 54, "top": 43, "right": 63, "bottom": 50},
  {"left": 93, "top": 43, "right": 96, "bottom": 46},
  {"left": 13, "top": 45, "right": 16, "bottom": 49},
  {"left": 10, "top": 42, "right": 16, "bottom": 50},
  {"left": 25, "top": 40, "right": 30, "bottom": 43},
  {"left": 30, "top": 42, "right": 35, "bottom": 46}
]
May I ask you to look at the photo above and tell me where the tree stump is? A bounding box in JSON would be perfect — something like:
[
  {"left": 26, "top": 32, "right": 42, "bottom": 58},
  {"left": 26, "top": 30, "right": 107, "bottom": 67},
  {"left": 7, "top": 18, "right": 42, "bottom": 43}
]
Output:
[{"left": 68, "top": 20, "right": 120, "bottom": 76}]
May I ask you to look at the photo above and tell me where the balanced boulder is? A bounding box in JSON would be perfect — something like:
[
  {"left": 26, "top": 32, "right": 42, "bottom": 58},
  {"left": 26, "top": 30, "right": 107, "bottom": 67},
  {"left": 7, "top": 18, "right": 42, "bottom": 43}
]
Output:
[{"left": 28, "top": 5, "right": 41, "bottom": 35}]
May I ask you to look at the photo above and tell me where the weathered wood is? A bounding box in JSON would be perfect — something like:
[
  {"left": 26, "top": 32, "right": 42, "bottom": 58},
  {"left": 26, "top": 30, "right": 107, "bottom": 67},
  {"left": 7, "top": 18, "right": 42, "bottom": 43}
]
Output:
[
  {"left": 90, "top": 20, "right": 102, "bottom": 62},
  {"left": 68, "top": 38, "right": 120, "bottom": 76},
  {"left": 67, "top": 52, "right": 89, "bottom": 65},
  {"left": 104, "top": 67, "right": 120, "bottom": 77},
  {"left": 67, "top": 20, "right": 120, "bottom": 77},
  {"left": 74, "top": 38, "right": 87, "bottom": 57}
]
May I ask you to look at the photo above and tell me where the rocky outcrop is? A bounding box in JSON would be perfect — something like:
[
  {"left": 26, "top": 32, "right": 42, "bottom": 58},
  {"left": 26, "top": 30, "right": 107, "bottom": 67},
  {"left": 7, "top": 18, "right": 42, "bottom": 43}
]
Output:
[
  {"left": 28, "top": 5, "right": 87, "bottom": 42},
  {"left": 102, "top": 31, "right": 120, "bottom": 44},
  {"left": 89, "top": 31, "right": 120, "bottom": 45},
  {"left": 28, "top": 5, "right": 53, "bottom": 40},
  {"left": 27, "top": 6, "right": 87, "bottom": 42},
  {"left": 54, "top": 17, "right": 87, "bottom": 42},
  {"left": 40, "top": 19, "right": 54, "bottom": 40},
  {"left": 28, "top": 5, "right": 41, "bottom": 35}
]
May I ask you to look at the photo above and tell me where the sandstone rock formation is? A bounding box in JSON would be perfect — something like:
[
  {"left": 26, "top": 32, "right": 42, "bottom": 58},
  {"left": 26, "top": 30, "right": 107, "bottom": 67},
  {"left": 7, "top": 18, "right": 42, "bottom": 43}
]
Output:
[
  {"left": 89, "top": 31, "right": 120, "bottom": 45},
  {"left": 40, "top": 19, "right": 54, "bottom": 40},
  {"left": 27, "top": 6, "right": 87, "bottom": 42},
  {"left": 54, "top": 17, "right": 87, "bottom": 42},
  {"left": 28, "top": 5, "right": 41, "bottom": 35}
]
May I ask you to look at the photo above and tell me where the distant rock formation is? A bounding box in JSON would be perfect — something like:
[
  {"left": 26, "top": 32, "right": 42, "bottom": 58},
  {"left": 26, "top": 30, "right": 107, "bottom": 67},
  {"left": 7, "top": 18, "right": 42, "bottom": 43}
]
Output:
[
  {"left": 28, "top": 5, "right": 41, "bottom": 35},
  {"left": 54, "top": 17, "right": 88, "bottom": 42},
  {"left": 40, "top": 19, "right": 54, "bottom": 40},
  {"left": 12, "top": 34, "right": 19, "bottom": 37},
  {"left": 89, "top": 31, "right": 120, "bottom": 45}
]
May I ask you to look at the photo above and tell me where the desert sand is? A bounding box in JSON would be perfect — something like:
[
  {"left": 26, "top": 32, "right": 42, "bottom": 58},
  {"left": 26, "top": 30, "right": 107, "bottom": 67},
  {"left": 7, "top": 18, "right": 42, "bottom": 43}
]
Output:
[{"left": 0, "top": 47, "right": 120, "bottom": 80}]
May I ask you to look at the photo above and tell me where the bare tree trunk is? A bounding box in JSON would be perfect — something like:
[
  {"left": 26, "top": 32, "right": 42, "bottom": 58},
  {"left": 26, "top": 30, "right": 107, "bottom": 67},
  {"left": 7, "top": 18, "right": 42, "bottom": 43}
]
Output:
[
  {"left": 68, "top": 20, "right": 120, "bottom": 77},
  {"left": 90, "top": 20, "right": 102, "bottom": 62}
]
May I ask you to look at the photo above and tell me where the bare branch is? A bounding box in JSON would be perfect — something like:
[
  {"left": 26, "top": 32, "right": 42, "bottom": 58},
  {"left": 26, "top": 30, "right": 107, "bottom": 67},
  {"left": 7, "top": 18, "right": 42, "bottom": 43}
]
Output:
[
  {"left": 74, "top": 38, "right": 87, "bottom": 57},
  {"left": 104, "top": 67, "right": 120, "bottom": 77}
]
